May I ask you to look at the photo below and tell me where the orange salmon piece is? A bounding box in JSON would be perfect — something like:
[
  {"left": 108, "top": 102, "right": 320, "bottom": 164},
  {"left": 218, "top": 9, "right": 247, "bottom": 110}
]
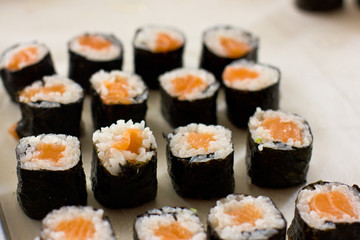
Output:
[
  {"left": 8, "top": 123, "right": 19, "bottom": 140},
  {"left": 262, "top": 117, "right": 301, "bottom": 143},
  {"left": 55, "top": 217, "right": 95, "bottom": 240},
  {"left": 20, "top": 84, "right": 66, "bottom": 100},
  {"left": 7, "top": 47, "right": 38, "bottom": 71},
  {"left": 112, "top": 128, "right": 143, "bottom": 154},
  {"left": 220, "top": 37, "right": 251, "bottom": 59},
  {"left": 223, "top": 67, "right": 259, "bottom": 84},
  {"left": 153, "top": 222, "right": 193, "bottom": 240},
  {"left": 34, "top": 143, "right": 66, "bottom": 163},
  {"left": 225, "top": 204, "right": 263, "bottom": 226},
  {"left": 171, "top": 74, "right": 206, "bottom": 99},
  {"left": 154, "top": 32, "right": 182, "bottom": 53},
  {"left": 78, "top": 35, "right": 112, "bottom": 51},
  {"left": 187, "top": 132, "right": 215, "bottom": 151},
  {"left": 310, "top": 191, "right": 358, "bottom": 219},
  {"left": 101, "top": 77, "right": 131, "bottom": 105}
]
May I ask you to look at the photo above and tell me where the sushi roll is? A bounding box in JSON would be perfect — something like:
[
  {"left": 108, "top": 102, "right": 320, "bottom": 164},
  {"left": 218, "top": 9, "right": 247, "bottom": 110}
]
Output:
[
  {"left": 0, "top": 42, "right": 56, "bottom": 102},
  {"left": 199, "top": 25, "right": 258, "bottom": 81},
  {"left": 246, "top": 108, "right": 313, "bottom": 188},
  {"left": 207, "top": 194, "right": 287, "bottom": 240},
  {"left": 16, "top": 75, "right": 84, "bottom": 138},
  {"left": 68, "top": 32, "right": 123, "bottom": 92},
  {"left": 133, "top": 25, "right": 185, "bottom": 89},
  {"left": 90, "top": 70, "right": 148, "bottom": 130},
  {"left": 38, "top": 206, "right": 115, "bottom": 240},
  {"left": 16, "top": 134, "right": 87, "bottom": 220},
  {"left": 159, "top": 68, "right": 220, "bottom": 128},
  {"left": 288, "top": 181, "right": 360, "bottom": 239},
  {"left": 165, "top": 123, "right": 234, "bottom": 199},
  {"left": 91, "top": 120, "right": 157, "bottom": 208},
  {"left": 223, "top": 60, "right": 280, "bottom": 128},
  {"left": 134, "top": 206, "right": 206, "bottom": 240},
  {"left": 295, "top": 0, "right": 343, "bottom": 11}
]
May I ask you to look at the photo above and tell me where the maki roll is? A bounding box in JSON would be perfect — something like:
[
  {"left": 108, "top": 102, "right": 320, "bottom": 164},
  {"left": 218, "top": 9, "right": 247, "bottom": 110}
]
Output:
[
  {"left": 165, "top": 123, "right": 234, "bottom": 199},
  {"left": 16, "top": 75, "right": 84, "bottom": 138},
  {"left": 90, "top": 70, "right": 148, "bottom": 130},
  {"left": 133, "top": 25, "right": 185, "bottom": 89},
  {"left": 134, "top": 207, "right": 206, "bottom": 240},
  {"left": 159, "top": 68, "right": 220, "bottom": 128},
  {"left": 295, "top": 0, "right": 343, "bottom": 11},
  {"left": 199, "top": 25, "right": 258, "bottom": 81},
  {"left": 288, "top": 181, "right": 360, "bottom": 239},
  {"left": 92, "top": 120, "right": 157, "bottom": 208},
  {"left": 246, "top": 108, "right": 313, "bottom": 188},
  {"left": 0, "top": 42, "right": 55, "bottom": 102},
  {"left": 16, "top": 134, "right": 87, "bottom": 220},
  {"left": 68, "top": 33, "right": 123, "bottom": 92},
  {"left": 207, "top": 194, "right": 287, "bottom": 240},
  {"left": 37, "top": 206, "right": 115, "bottom": 240},
  {"left": 223, "top": 60, "right": 280, "bottom": 128}
]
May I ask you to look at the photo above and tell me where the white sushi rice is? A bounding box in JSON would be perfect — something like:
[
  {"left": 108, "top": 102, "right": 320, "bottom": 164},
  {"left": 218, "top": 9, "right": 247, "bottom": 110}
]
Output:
[
  {"left": 297, "top": 182, "right": 360, "bottom": 230},
  {"left": 39, "top": 206, "right": 115, "bottom": 240},
  {"left": 17, "top": 134, "right": 80, "bottom": 171},
  {"left": 159, "top": 68, "right": 219, "bottom": 101},
  {"left": 90, "top": 70, "right": 147, "bottom": 103},
  {"left": 135, "top": 207, "right": 206, "bottom": 240},
  {"left": 223, "top": 60, "right": 279, "bottom": 91},
  {"left": 208, "top": 194, "right": 286, "bottom": 240},
  {"left": 204, "top": 26, "right": 257, "bottom": 58},
  {"left": 249, "top": 108, "right": 312, "bottom": 151},
  {"left": 134, "top": 26, "right": 184, "bottom": 52},
  {"left": 18, "top": 75, "right": 83, "bottom": 104},
  {"left": 69, "top": 33, "right": 121, "bottom": 61},
  {"left": 93, "top": 120, "right": 156, "bottom": 175},
  {"left": 0, "top": 42, "right": 48, "bottom": 70},
  {"left": 168, "top": 123, "right": 233, "bottom": 161}
]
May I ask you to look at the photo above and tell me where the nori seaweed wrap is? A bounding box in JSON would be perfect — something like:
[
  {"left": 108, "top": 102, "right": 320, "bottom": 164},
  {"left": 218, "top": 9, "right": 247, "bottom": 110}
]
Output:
[
  {"left": 165, "top": 123, "right": 234, "bottom": 199},
  {"left": 0, "top": 42, "right": 56, "bottom": 102},
  {"left": 91, "top": 120, "right": 157, "bottom": 208},
  {"left": 16, "top": 134, "right": 87, "bottom": 220},
  {"left": 199, "top": 25, "right": 258, "bottom": 82},
  {"left": 133, "top": 25, "right": 185, "bottom": 89},
  {"left": 207, "top": 194, "right": 287, "bottom": 240},
  {"left": 15, "top": 75, "right": 84, "bottom": 138},
  {"left": 288, "top": 181, "right": 360, "bottom": 240},
  {"left": 246, "top": 108, "right": 313, "bottom": 188},
  {"left": 68, "top": 33, "right": 123, "bottom": 93},
  {"left": 223, "top": 60, "right": 280, "bottom": 128},
  {"left": 295, "top": 0, "right": 343, "bottom": 11},
  {"left": 90, "top": 70, "right": 148, "bottom": 130},
  {"left": 159, "top": 68, "right": 220, "bottom": 128}
]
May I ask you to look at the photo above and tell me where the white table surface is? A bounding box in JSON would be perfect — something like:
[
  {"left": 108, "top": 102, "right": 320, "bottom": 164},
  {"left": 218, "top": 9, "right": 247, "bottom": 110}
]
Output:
[{"left": 0, "top": 0, "right": 360, "bottom": 239}]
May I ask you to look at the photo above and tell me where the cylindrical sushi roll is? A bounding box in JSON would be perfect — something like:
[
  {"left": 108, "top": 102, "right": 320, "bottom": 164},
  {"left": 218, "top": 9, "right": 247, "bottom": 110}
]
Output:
[
  {"left": 134, "top": 206, "right": 206, "bottom": 240},
  {"left": 38, "top": 206, "right": 115, "bottom": 240},
  {"left": 133, "top": 25, "right": 185, "bottom": 89},
  {"left": 288, "top": 181, "right": 360, "bottom": 240},
  {"left": 90, "top": 70, "right": 148, "bottom": 130},
  {"left": 295, "top": 0, "right": 343, "bottom": 11},
  {"left": 246, "top": 108, "right": 313, "bottom": 188},
  {"left": 208, "top": 194, "right": 287, "bottom": 240},
  {"left": 91, "top": 120, "right": 157, "bottom": 208},
  {"left": 68, "top": 32, "right": 123, "bottom": 92},
  {"left": 223, "top": 60, "right": 280, "bottom": 128},
  {"left": 165, "top": 123, "right": 234, "bottom": 199},
  {"left": 16, "top": 134, "right": 87, "bottom": 220},
  {"left": 199, "top": 25, "right": 259, "bottom": 81},
  {"left": 159, "top": 68, "right": 220, "bottom": 128},
  {"left": 16, "top": 75, "right": 84, "bottom": 138},
  {"left": 0, "top": 42, "right": 56, "bottom": 102}
]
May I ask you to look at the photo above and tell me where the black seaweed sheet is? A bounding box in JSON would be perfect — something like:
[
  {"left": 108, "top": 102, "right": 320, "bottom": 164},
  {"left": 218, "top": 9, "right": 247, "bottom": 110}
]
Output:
[{"left": 295, "top": 0, "right": 343, "bottom": 11}]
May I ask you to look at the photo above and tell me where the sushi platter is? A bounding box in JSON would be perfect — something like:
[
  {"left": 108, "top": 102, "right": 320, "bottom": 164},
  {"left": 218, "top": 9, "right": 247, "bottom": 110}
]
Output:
[{"left": 0, "top": 0, "right": 360, "bottom": 239}]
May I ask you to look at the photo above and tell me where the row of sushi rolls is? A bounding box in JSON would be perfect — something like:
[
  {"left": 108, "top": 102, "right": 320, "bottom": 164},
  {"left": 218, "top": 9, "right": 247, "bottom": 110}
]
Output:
[{"left": 0, "top": 24, "right": 358, "bottom": 240}]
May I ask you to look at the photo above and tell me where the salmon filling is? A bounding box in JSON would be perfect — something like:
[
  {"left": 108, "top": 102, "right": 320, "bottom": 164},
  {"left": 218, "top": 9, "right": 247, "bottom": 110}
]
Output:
[
  {"left": 112, "top": 129, "right": 144, "bottom": 154},
  {"left": 101, "top": 76, "right": 131, "bottom": 105},
  {"left": 310, "top": 191, "right": 358, "bottom": 220},
  {"left": 20, "top": 84, "right": 66, "bottom": 101},
  {"left": 187, "top": 132, "right": 215, "bottom": 151},
  {"left": 153, "top": 222, "right": 193, "bottom": 240},
  {"left": 78, "top": 35, "right": 112, "bottom": 51},
  {"left": 262, "top": 117, "right": 302, "bottom": 143},
  {"left": 154, "top": 32, "right": 182, "bottom": 53},
  {"left": 171, "top": 75, "right": 207, "bottom": 99},
  {"left": 7, "top": 46, "right": 39, "bottom": 71},
  {"left": 225, "top": 204, "right": 263, "bottom": 226},
  {"left": 55, "top": 217, "right": 95, "bottom": 240},
  {"left": 220, "top": 37, "right": 251, "bottom": 59},
  {"left": 8, "top": 123, "right": 19, "bottom": 140},
  {"left": 33, "top": 143, "right": 66, "bottom": 163},
  {"left": 223, "top": 67, "right": 259, "bottom": 84}
]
